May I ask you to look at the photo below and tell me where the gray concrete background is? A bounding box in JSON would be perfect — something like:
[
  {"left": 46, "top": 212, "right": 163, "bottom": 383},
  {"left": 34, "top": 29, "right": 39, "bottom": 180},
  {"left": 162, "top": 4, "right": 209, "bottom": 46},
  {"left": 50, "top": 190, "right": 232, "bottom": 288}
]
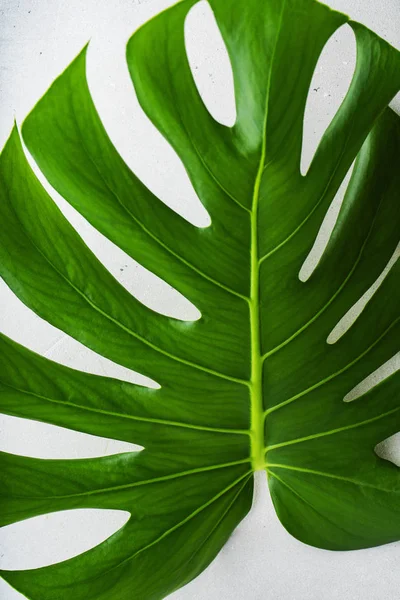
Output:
[{"left": 0, "top": 0, "right": 399, "bottom": 598}]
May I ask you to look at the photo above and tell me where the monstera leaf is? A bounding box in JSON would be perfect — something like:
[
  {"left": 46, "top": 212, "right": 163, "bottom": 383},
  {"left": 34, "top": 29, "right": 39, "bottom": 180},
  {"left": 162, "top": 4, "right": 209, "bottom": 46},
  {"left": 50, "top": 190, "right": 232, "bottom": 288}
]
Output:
[{"left": 1, "top": 0, "right": 400, "bottom": 597}]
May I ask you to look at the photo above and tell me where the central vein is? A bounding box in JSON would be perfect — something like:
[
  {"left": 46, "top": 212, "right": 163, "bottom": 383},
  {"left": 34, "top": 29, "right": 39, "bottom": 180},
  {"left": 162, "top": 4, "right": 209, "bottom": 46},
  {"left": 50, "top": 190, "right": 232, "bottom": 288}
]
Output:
[
  {"left": 249, "top": 141, "right": 266, "bottom": 471},
  {"left": 248, "top": 0, "right": 286, "bottom": 473}
]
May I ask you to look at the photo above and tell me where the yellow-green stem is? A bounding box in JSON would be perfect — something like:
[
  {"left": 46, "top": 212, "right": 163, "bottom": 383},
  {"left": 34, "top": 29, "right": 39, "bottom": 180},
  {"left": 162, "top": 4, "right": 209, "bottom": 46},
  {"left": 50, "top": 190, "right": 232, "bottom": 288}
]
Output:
[
  {"left": 249, "top": 1, "right": 286, "bottom": 470},
  {"left": 249, "top": 147, "right": 266, "bottom": 471}
]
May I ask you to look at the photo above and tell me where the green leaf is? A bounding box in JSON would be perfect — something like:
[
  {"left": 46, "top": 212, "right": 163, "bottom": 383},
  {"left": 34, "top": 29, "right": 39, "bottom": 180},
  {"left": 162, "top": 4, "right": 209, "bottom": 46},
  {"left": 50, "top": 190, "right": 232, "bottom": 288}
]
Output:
[{"left": 1, "top": 0, "right": 400, "bottom": 597}]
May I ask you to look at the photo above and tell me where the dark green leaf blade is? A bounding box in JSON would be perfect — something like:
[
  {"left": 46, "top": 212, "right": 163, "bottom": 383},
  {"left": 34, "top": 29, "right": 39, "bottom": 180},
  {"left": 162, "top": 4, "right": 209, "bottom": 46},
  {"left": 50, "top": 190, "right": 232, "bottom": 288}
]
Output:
[
  {"left": 1, "top": 451, "right": 252, "bottom": 599},
  {"left": 1, "top": 0, "right": 400, "bottom": 597}
]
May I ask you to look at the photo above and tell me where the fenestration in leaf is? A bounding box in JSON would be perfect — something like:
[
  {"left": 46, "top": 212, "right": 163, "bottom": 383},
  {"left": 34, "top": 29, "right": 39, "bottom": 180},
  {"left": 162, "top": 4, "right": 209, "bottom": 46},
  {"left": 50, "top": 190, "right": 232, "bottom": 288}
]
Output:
[{"left": 0, "top": 0, "right": 400, "bottom": 597}]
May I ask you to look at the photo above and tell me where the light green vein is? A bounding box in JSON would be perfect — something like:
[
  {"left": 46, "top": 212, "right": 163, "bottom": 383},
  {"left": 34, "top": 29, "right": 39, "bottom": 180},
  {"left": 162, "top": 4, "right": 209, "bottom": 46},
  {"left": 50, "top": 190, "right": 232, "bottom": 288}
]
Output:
[
  {"left": 183, "top": 476, "right": 251, "bottom": 567},
  {"left": 265, "top": 463, "right": 400, "bottom": 493},
  {"left": 163, "top": 31, "right": 252, "bottom": 218},
  {"left": 258, "top": 120, "right": 354, "bottom": 265},
  {"left": 0, "top": 380, "right": 250, "bottom": 436},
  {"left": 265, "top": 407, "right": 400, "bottom": 452},
  {"left": 266, "top": 469, "right": 361, "bottom": 538},
  {"left": 68, "top": 91, "right": 250, "bottom": 303},
  {"left": 249, "top": 0, "right": 286, "bottom": 471},
  {"left": 261, "top": 197, "right": 383, "bottom": 361},
  {"left": 264, "top": 317, "right": 400, "bottom": 417},
  {"left": 7, "top": 198, "right": 248, "bottom": 387},
  {"left": 85, "top": 471, "right": 253, "bottom": 583},
  {"left": 15, "top": 459, "right": 252, "bottom": 500}
]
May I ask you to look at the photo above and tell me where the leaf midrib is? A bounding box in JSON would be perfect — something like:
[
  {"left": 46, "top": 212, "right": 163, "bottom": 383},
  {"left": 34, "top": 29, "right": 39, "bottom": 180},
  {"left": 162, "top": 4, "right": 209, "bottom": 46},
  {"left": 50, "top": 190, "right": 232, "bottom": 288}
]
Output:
[{"left": 249, "top": 0, "right": 287, "bottom": 471}]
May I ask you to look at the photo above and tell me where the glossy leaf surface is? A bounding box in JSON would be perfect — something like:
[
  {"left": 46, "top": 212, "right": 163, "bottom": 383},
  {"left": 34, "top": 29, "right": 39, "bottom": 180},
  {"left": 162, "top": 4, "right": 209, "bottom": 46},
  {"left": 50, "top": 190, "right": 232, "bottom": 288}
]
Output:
[{"left": 1, "top": 0, "right": 400, "bottom": 598}]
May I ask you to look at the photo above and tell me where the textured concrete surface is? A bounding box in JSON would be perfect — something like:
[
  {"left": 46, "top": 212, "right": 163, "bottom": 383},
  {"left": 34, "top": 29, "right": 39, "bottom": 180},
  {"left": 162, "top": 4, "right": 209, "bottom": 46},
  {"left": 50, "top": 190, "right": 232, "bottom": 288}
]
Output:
[{"left": 0, "top": 0, "right": 399, "bottom": 598}]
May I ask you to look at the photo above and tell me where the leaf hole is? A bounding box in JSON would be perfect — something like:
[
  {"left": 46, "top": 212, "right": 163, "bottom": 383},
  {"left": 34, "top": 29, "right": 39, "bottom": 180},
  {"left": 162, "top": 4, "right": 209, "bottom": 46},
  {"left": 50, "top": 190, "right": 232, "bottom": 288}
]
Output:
[
  {"left": 0, "top": 414, "right": 141, "bottom": 459},
  {"left": 0, "top": 278, "right": 65, "bottom": 355},
  {"left": 23, "top": 173, "right": 202, "bottom": 323},
  {"left": 344, "top": 353, "right": 400, "bottom": 403},
  {"left": 375, "top": 433, "right": 400, "bottom": 468},
  {"left": 328, "top": 243, "right": 400, "bottom": 344},
  {"left": 0, "top": 509, "right": 130, "bottom": 570},
  {"left": 299, "top": 161, "right": 354, "bottom": 282},
  {"left": 84, "top": 37, "right": 211, "bottom": 228},
  {"left": 42, "top": 334, "right": 161, "bottom": 388},
  {"left": 184, "top": 0, "right": 236, "bottom": 127},
  {"left": 300, "top": 24, "right": 356, "bottom": 176},
  {"left": 0, "top": 286, "right": 160, "bottom": 389}
]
